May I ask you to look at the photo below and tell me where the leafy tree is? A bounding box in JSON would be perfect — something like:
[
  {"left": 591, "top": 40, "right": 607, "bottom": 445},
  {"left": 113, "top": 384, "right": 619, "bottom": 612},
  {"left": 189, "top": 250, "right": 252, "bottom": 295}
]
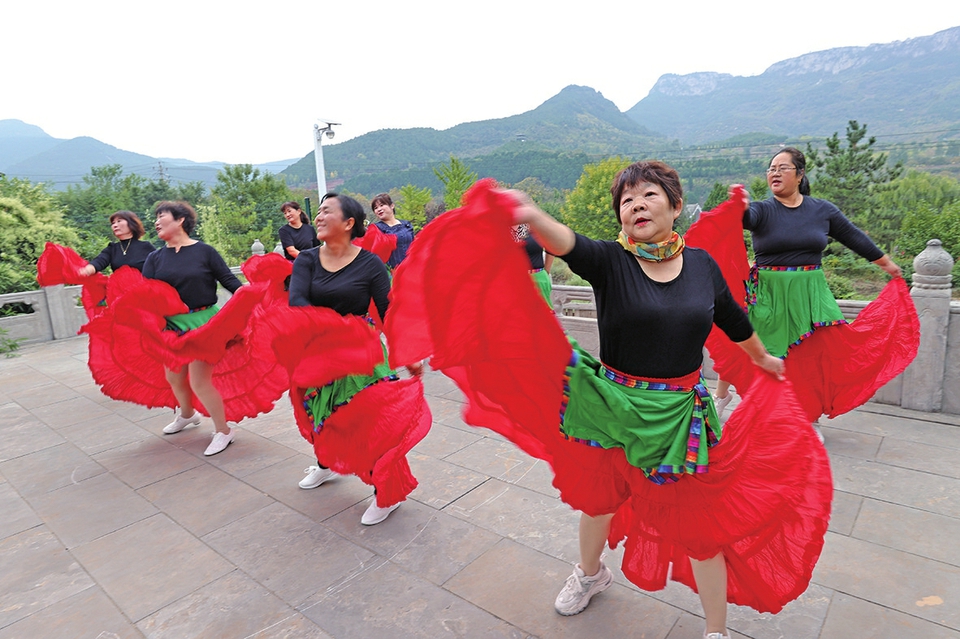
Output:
[
  {"left": 434, "top": 156, "right": 478, "bottom": 210},
  {"left": 560, "top": 157, "right": 632, "bottom": 240},
  {"left": 210, "top": 164, "right": 293, "bottom": 230},
  {"left": 805, "top": 121, "right": 903, "bottom": 252},
  {"left": 874, "top": 170, "right": 960, "bottom": 253},
  {"left": 703, "top": 182, "right": 727, "bottom": 210},
  {"left": 396, "top": 184, "right": 431, "bottom": 231},
  {"left": 203, "top": 165, "right": 294, "bottom": 264},
  {"left": 749, "top": 177, "right": 769, "bottom": 201},
  {"left": 510, "top": 177, "right": 565, "bottom": 219},
  {"left": 899, "top": 199, "right": 960, "bottom": 288},
  {"left": 196, "top": 203, "right": 269, "bottom": 265},
  {"left": 0, "top": 177, "right": 81, "bottom": 294}
]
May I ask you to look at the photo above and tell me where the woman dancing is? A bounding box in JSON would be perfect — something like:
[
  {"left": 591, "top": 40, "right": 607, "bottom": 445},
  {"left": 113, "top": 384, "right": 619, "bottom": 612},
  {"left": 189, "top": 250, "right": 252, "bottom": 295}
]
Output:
[
  {"left": 371, "top": 193, "right": 415, "bottom": 270},
  {"left": 78, "top": 211, "right": 156, "bottom": 276},
  {"left": 286, "top": 193, "right": 429, "bottom": 525},
  {"left": 278, "top": 201, "right": 320, "bottom": 261},
  {"left": 144, "top": 201, "right": 244, "bottom": 456},
  {"left": 386, "top": 172, "right": 832, "bottom": 639},
  {"left": 710, "top": 148, "right": 908, "bottom": 434}
]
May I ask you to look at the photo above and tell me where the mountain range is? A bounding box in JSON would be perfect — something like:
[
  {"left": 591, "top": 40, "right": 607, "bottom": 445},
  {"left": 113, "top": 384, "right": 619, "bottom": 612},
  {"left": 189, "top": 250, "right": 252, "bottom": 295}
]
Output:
[
  {"left": 3, "top": 26, "right": 958, "bottom": 193},
  {"left": 0, "top": 119, "right": 297, "bottom": 190}
]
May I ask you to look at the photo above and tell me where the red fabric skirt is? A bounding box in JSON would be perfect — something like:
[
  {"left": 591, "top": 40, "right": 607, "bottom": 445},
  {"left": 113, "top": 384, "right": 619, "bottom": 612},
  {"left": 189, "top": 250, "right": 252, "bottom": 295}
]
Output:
[
  {"left": 386, "top": 179, "right": 832, "bottom": 613},
  {"left": 555, "top": 374, "right": 831, "bottom": 613},
  {"left": 78, "top": 254, "right": 290, "bottom": 422},
  {"left": 36, "top": 242, "right": 110, "bottom": 320},
  {"left": 257, "top": 302, "right": 432, "bottom": 507},
  {"left": 685, "top": 193, "right": 920, "bottom": 421}
]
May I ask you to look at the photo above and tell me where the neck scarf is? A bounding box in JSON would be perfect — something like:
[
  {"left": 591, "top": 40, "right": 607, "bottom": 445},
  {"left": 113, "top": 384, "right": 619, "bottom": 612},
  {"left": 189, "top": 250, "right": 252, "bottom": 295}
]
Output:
[{"left": 616, "top": 230, "right": 685, "bottom": 262}]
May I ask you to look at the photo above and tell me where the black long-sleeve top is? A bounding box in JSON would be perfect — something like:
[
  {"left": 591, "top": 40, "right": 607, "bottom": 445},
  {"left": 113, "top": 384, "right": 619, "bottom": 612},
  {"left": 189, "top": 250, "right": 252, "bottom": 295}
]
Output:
[
  {"left": 278, "top": 223, "right": 320, "bottom": 261},
  {"left": 288, "top": 247, "right": 391, "bottom": 320},
  {"left": 745, "top": 196, "right": 884, "bottom": 267},
  {"left": 89, "top": 240, "right": 156, "bottom": 273},
  {"left": 524, "top": 234, "right": 547, "bottom": 270},
  {"left": 562, "top": 234, "right": 753, "bottom": 379},
  {"left": 142, "top": 242, "right": 242, "bottom": 309}
]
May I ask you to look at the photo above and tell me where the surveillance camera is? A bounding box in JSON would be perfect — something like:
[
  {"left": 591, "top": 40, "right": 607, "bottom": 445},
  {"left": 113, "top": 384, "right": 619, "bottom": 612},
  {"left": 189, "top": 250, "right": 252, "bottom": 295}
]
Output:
[{"left": 325, "top": 130, "right": 335, "bottom": 140}]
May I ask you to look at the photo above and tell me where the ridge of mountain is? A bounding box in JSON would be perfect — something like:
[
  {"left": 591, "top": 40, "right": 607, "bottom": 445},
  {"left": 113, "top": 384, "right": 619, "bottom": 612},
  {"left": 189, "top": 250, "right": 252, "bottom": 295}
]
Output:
[{"left": 625, "top": 26, "right": 960, "bottom": 143}]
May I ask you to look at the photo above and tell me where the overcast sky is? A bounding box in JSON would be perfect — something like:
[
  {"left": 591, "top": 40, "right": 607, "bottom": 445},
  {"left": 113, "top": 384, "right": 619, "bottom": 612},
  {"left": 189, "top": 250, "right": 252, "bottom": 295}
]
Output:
[{"left": 4, "top": 1, "right": 959, "bottom": 165}]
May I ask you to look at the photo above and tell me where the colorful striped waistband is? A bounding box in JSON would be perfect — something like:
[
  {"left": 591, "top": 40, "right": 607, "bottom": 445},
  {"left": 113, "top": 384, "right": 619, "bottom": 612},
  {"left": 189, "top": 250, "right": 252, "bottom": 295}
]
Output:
[
  {"left": 755, "top": 264, "right": 821, "bottom": 272},
  {"left": 599, "top": 363, "right": 702, "bottom": 393},
  {"left": 186, "top": 305, "right": 213, "bottom": 314},
  {"left": 529, "top": 268, "right": 544, "bottom": 274},
  {"left": 748, "top": 264, "right": 823, "bottom": 306}
]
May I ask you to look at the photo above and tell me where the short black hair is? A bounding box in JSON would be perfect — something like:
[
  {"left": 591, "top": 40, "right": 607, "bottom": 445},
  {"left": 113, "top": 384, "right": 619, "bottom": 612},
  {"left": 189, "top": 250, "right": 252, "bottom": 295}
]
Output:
[
  {"left": 154, "top": 201, "right": 198, "bottom": 236},
  {"left": 321, "top": 192, "right": 366, "bottom": 239}
]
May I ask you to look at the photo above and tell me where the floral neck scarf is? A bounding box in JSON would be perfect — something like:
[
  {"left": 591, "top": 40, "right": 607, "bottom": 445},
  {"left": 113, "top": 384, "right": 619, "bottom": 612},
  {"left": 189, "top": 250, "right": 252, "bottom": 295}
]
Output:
[{"left": 616, "top": 230, "right": 685, "bottom": 262}]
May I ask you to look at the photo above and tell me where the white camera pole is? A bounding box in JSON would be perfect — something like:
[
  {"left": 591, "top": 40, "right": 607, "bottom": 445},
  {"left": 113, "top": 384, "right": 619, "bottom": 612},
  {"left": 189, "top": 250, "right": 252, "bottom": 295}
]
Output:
[{"left": 313, "top": 121, "right": 339, "bottom": 197}]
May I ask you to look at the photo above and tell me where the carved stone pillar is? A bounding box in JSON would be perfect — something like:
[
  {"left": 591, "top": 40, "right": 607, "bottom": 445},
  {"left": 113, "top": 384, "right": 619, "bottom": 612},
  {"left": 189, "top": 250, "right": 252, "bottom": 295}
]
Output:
[{"left": 901, "top": 240, "right": 954, "bottom": 412}]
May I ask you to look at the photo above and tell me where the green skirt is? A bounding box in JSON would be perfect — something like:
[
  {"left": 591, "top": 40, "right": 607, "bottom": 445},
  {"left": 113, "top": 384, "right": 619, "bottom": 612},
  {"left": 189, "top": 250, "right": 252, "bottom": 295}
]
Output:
[
  {"left": 560, "top": 344, "right": 720, "bottom": 483},
  {"left": 303, "top": 342, "right": 398, "bottom": 431},
  {"left": 530, "top": 269, "right": 552, "bottom": 305},
  {"left": 165, "top": 305, "right": 218, "bottom": 334},
  {"left": 748, "top": 266, "right": 846, "bottom": 358}
]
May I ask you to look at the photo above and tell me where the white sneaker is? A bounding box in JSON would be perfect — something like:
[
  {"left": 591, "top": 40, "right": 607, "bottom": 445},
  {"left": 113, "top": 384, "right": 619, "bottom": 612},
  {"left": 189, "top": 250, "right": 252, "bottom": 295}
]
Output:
[
  {"left": 203, "top": 429, "right": 235, "bottom": 456},
  {"left": 299, "top": 466, "right": 338, "bottom": 489},
  {"left": 361, "top": 500, "right": 400, "bottom": 525},
  {"left": 713, "top": 392, "right": 733, "bottom": 421},
  {"left": 704, "top": 632, "right": 731, "bottom": 639},
  {"left": 163, "top": 411, "right": 200, "bottom": 434},
  {"left": 554, "top": 559, "right": 613, "bottom": 615}
]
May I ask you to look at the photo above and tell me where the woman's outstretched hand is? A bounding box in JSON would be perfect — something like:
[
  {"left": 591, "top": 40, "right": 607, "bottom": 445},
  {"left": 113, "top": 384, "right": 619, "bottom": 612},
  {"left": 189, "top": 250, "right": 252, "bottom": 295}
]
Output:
[
  {"left": 728, "top": 184, "right": 750, "bottom": 212},
  {"left": 757, "top": 353, "right": 786, "bottom": 381}
]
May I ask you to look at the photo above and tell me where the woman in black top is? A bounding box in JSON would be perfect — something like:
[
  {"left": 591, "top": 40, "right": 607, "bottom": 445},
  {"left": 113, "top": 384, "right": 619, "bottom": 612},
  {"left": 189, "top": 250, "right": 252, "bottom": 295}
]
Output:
[
  {"left": 712, "top": 148, "right": 902, "bottom": 428},
  {"left": 288, "top": 192, "right": 427, "bottom": 526},
  {"left": 509, "top": 162, "right": 833, "bottom": 638},
  {"left": 78, "top": 211, "right": 155, "bottom": 276},
  {"left": 512, "top": 223, "right": 554, "bottom": 304},
  {"left": 278, "top": 201, "right": 320, "bottom": 261},
  {"left": 144, "top": 201, "right": 243, "bottom": 456}
]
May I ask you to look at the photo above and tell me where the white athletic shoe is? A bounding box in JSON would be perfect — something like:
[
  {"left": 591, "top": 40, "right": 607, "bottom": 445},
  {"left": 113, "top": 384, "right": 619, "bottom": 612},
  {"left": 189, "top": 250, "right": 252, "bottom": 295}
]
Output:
[
  {"left": 361, "top": 501, "right": 400, "bottom": 525},
  {"left": 299, "top": 466, "right": 338, "bottom": 489},
  {"left": 554, "top": 559, "right": 613, "bottom": 615}
]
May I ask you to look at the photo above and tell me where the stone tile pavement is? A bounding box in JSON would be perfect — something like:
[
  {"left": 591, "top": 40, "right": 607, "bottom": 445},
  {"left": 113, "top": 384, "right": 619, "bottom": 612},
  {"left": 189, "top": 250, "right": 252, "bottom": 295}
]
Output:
[{"left": 1, "top": 336, "right": 958, "bottom": 638}]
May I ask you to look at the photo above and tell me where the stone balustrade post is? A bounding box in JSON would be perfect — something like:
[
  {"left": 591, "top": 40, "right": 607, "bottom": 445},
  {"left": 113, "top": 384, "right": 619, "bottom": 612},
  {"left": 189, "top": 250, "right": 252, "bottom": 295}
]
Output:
[
  {"left": 41, "top": 284, "right": 81, "bottom": 340},
  {"left": 901, "top": 239, "right": 954, "bottom": 412},
  {"left": 251, "top": 239, "right": 265, "bottom": 256}
]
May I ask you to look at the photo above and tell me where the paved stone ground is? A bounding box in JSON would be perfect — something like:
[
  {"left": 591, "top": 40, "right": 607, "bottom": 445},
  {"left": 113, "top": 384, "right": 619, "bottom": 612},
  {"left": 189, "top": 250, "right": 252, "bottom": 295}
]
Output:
[{"left": 1, "top": 336, "right": 959, "bottom": 639}]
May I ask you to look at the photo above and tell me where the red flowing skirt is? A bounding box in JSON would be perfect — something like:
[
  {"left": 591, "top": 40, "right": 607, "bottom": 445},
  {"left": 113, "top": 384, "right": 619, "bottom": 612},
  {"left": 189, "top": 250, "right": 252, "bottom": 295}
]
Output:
[
  {"left": 685, "top": 191, "right": 920, "bottom": 421},
  {"left": 255, "top": 303, "right": 432, "bottom": 507},
  {"left": 36, "top": 242, "right": 109, "bottom": 320},
  {"left": 386, "top": 179, "right": 832, "bottom": 613},
  {"left": 78, "top": 254, "right": 290, "bottom": 422}
]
